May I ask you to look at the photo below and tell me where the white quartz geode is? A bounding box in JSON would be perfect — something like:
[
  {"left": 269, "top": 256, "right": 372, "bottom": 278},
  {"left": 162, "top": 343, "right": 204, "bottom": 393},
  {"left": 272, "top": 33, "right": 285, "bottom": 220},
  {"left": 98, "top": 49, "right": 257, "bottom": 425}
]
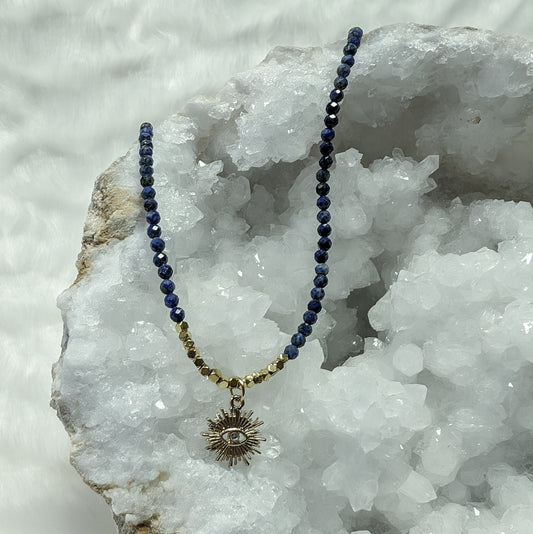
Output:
[{"left": 50, "top": 23, "right": 533, "bottom": 534}]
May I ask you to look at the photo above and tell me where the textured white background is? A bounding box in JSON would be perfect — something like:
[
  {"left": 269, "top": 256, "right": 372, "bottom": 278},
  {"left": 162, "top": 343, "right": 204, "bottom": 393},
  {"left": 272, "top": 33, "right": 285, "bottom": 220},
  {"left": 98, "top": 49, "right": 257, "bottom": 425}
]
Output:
[{"left": 1, "top": 1, "right": 531, "bottom": 533}]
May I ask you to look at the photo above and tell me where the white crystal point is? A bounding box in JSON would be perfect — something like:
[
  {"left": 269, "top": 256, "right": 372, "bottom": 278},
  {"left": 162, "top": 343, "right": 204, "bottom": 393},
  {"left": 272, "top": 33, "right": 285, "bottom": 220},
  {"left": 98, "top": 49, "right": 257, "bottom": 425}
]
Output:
[
  {"left": 399, "top": 470, "right": 437, "bottom": 503},
  {"left": 51, "top": 23, "right": 533, "bottom": 534},
  {"left": 392, "top": 343, "right": 424, "bottom": 376}
]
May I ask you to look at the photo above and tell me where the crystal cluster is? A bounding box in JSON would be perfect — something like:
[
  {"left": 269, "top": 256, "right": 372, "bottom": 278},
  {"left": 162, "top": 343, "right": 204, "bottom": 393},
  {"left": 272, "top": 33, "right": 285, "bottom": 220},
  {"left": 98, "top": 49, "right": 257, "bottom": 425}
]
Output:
[{"left": 51, "top": 23, "right": 533, "bottom": 534}]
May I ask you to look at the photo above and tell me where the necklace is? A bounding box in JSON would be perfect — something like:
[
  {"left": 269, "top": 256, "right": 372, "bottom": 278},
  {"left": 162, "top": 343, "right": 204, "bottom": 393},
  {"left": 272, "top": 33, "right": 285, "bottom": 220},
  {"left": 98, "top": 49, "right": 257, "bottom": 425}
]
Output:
[{"left": 137, "top": 26, "right": 363, "bottom": 467}]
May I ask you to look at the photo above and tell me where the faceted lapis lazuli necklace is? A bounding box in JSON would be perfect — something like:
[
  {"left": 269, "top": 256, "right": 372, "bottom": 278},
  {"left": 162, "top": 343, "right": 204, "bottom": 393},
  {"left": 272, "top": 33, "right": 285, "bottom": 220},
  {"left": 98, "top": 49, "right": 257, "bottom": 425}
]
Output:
[{"left": 137, "top": 26, "right": 363, "bottom": 467}]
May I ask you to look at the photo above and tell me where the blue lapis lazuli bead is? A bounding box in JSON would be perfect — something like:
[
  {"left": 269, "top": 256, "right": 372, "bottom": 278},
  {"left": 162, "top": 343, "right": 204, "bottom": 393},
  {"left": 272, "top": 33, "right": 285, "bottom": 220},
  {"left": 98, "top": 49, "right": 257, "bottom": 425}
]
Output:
[
  {"left": 141, "top": 186, "right": 156, "bottom": 199},
  {"left": 147, "top": 225, "right": 161, "bottom": 239},
  {"left": 146, "top": 210, "right": 160, "bottom": 224},
  {"left": 170, "top": 307, "right": 185, "bottom": 323},
  {"left": 315, "top": 264, "right": 329, "bottom": 275},
  {"left": 140, "top": 139, "right": 153, "bottom": 148},
  {"left": 303, "top": 311, "right": 318, "bottom": 325},
  {"left": 139, "top": 145, "right": 153, "bottom": 157},
  {"left": 326, "top": 101, "right": 340, "bottom": 114},
  {"left": 314, "top": 274, "right": 328, "bottom": 287},
  {"left": 158, "top": 264, "right": 173, "bottom": 279},
  {"left": 316, "top": 169, "right": 330, "bottom": 183},
  {"left": 347, "top": 36, "right": 361, "bottom": 47},
  {"left": 334, "top": 76, "right": 348, "bottom": 90},
  {"left": 337, "top": 64, "right": 351, "bottom": 77},
  {"left": 348, "top": 27, "right": 363, "bottom": 39},
  {"left": 139, "top": 155, "right": 154, "bottom": 166},
  {"left": 143, "top": 198, "right": 157, "bottom": 211},
  {"left": 284, "top": 344, "right": 299, "bottom": 360},
  {"left": 317, "top": 196, "right": 331, "bottom": 210},
  {"left": 140, "top": 175, "right": 154, "bottom": 187},
  {"left": 291, "top": 332, "right": 306, "bottom": 348},
  {"left": 324, "top": 114, "right": 339, "bottom": 128},
  {"left": 316, "top": 182, "right": 330, "bottom": 196},
  {"left": 317, "top": 210, "right": 331, "bottom": 223},
  {"left": 153, "top": 252, "right": 167, "bottom": 267},
  {"left": 329, "top": 89, "right": 344, "bottom": 103},
  {"left": 308, "top": 300, "right": 322, "bottom": 313},
  {"left": 311, "top": 287, "right": 325, "bottom": 300},
  {"left": 150, "top": 237, "right": 165, "bottom": 252},
  {"left": 140, "top": 165, "right": 154, "bottom": 177},
  {"left": 140, "top": 122, "right": 153, "bottom": 131},
  {"left": 318, "top": 237, "right": 332, "bottom": 250},
  {"left": 318, "top": 224, "right": 332, "bottom": 236},
  {"left": 343, "top": 43, "right": 357, "bottom": 55},
  {"left": 315, "top": 250, "right": 328, "bottom": 263},
  {"left": 164, "top": 293, "right": 179, "bottom": 308},
  {"left": 298, "top": 323, "right": 313, "bottom": 337},
  {"left": 139, "top": 130, "right": 152, "bottom": 141},
  {"left": 321, "top": 128, "right": 335, "bottom": 141},
  {"left": 160, "top": 279, "right": 175, "bottom": 294},
  {"left": 341, "top": 54, "right": 355, "bottom": 67},
  {"left": 319, "top": 156, "right": 333, "bottom": 170},
  {"left": 319, "top": 142, "right": 333, "bottom": 156}
]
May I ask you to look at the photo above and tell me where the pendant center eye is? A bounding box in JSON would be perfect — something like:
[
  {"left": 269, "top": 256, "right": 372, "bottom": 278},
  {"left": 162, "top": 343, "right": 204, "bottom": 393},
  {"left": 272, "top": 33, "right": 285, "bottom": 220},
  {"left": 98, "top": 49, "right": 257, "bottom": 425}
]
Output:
[{"left": 222, "top": 428, "right": 247, "bottom": 445}]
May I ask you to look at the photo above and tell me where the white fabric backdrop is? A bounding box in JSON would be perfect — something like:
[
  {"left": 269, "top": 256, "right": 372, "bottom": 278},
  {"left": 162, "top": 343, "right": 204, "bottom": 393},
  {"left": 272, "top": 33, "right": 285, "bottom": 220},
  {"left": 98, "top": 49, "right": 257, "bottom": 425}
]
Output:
[{"left": 1, "top": 1, "right": 531, "bottom": 532}]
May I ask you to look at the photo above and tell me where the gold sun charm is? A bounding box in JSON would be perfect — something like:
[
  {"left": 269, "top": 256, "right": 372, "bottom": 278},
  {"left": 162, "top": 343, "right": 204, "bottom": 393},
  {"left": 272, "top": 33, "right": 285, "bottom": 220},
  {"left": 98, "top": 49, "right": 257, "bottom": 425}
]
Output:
[{"left": 201, "top": 408, "right": 266, "bottom": 466}]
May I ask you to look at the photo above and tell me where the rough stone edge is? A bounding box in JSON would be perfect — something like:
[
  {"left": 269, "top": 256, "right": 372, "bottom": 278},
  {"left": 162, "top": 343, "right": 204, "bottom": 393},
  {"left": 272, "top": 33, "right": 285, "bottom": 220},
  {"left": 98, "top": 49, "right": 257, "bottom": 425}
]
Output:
[
  {"left": 50, "top": 151, "right": 157, "bottom": 532},
  {"left": 73, "top": 152, "right": 141, "bottom": 286}
]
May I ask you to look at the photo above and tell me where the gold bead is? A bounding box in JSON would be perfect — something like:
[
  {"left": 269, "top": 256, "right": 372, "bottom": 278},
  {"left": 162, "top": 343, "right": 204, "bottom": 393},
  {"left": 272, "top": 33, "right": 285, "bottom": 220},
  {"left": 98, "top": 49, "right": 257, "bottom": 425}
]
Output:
[
  {"left": 244, "top": 375, "right": 255, "bottom": 388},
  {"left": 228, "top": 377, "right": 242, "bottom": 388},
  {"left": 175, "top": 321, "right": 188, "bottom": 333},
  {"left": 208, "top": 369, "right": 222, "bottom": 382},
  {"left": 194, "top": 358, "right": 205, "bottom": 368},
  {"left": 253, "top": 372, "right": 263, "bottom": 384},
  {"left": 268, "top": 363, "right": 278, "bottom": 374},
  {"left": 179, "top": 331, "right": 191, "bottom": 341},
  {"left": 217, "top": 378, "right": 229, "bottom": 388},
  {"left": 259, "top": 369, "right": 270, "bottom": 381},
  {"left": 184, "top": 340, "right": 195, "bottom": 350},
  {"left": 276, "top": 360, "right": 284, "bottom": 370},
  {"left": 279, "top": 353, "right": 289, "bottom": 363},
  {"left": 200, "top": 365, "right": 211, "bottom": 376},
  {"left": 187, "top": 349, "right": 198, "bottom": 359}
]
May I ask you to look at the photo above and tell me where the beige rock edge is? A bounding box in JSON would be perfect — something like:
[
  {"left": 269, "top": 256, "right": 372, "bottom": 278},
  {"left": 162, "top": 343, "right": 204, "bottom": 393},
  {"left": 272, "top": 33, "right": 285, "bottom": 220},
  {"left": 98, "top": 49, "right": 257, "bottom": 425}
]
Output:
[{"left": 50, "top": 157, "right": 156, "bottom": 532}]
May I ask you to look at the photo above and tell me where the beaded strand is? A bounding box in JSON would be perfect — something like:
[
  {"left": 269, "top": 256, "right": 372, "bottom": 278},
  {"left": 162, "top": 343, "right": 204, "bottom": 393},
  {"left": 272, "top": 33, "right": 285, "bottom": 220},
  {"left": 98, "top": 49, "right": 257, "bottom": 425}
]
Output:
[
  {"left": 138, "top": 26, "right": 363, "bottom": 389},
  {"left": 282, "top": 25, "right": 363, "bottom": 359}
]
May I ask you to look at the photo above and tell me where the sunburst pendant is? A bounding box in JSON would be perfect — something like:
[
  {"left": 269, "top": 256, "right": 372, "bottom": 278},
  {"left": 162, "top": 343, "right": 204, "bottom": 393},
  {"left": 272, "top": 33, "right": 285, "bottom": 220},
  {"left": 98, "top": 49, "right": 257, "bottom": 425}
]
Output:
[{"left": 201, "top": 408, "right": 266, "bottom": 466}]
